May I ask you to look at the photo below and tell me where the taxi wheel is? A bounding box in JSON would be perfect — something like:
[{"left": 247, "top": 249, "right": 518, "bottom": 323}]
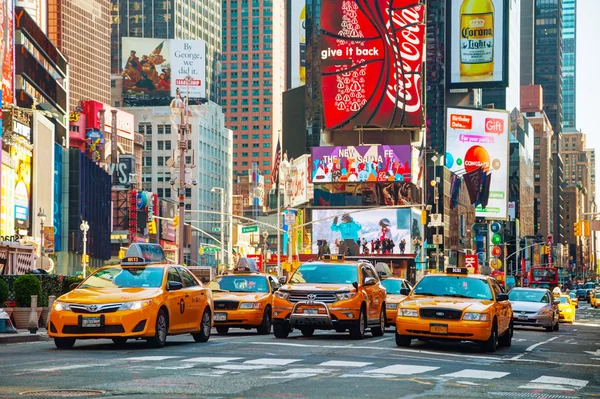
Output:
[
  {"left": 300, "top": 328, "right": 315, "bottom": 337},
  {"left": 395, "top": 331, "right": 411, "bottom": 347},
  {"left": 498, "top": 323, "right": 512, "bottom": 348},
  {"left": 192, "top": 309, "right": 212, "bottom": 343},
  {"left": 481, "top": 323, "right": 498, "bottom": 352},
  {"left": 371, "top": 307, "right": 385, "bottom": 337},
  {"left": 112, "top": 338, "right": 128, "bottom": 346},
  {"left": 216, "top": 327, "right": 229, "bottom": 335},
  {"left": 54, "top": 338, "right": 76, "bottom": 350},
  {"left": 148, "top": 309, "right": 168, "bottom": 348},
  {"left": 553, "top": 320, "right": 560, "bottom": 331},
  {"left": 257, "top": 307, "right": 272, "bottom": 335},
  {"left": 349, "top": 307, "right": 366, "bottom": 340},
  {"left": 273, "top": 322, "right": 290, "bottom": 339}
]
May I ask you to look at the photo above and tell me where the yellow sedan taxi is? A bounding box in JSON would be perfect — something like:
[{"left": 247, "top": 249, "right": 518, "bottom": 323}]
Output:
[
  {"left": 207, "top": 259, "right": 279, "bottom": 334},
  {"left": 48, "top": 244, "right": 213, "bottom": 349},
  {"left": 380, "top": 278, "right": 411, "bottom": 327},
  {"left": 396, "top": 267, "right": 512, "bottom": 352},
  {"left": 590, "top": 289, "right": 600, "bottom": 309},
  {"left": 558, "top": 295, "right": 576, "bottom": 323}
]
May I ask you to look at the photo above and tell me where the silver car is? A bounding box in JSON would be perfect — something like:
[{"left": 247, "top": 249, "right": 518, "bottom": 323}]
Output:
[{"left": 508, "top": 288, "right": 560, "bottom": 332}]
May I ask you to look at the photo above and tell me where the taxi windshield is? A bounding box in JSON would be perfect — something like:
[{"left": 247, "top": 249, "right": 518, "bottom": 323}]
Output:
[
  {"left": 508, "top": 289, "right": 548, "bottom": 303},
  {"left": 80, "top": 267, "right": 164, "bottom": 289},
  {"left": 558, "top": 296, "right": 569, "bottom": 304},
  {"left": 381, "top": 279, "right": 404, "bottom": 295},
  {"left": 412, "top": 276, "right": 493, "bottom": 300},
  {"left": 208, "top": 275, "right": 269, "bottom": 293},
  {"left": 290, "top": 264, "right": 358, "bottom": 285}
]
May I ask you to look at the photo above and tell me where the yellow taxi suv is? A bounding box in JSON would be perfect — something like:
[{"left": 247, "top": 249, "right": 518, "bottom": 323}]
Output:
[
  {"left": 557, "top": 295, "right": 576, "bottom": 323},
  {"left": 48, "top": 244, "right": 213, "bottom": 349},
  {"left": 396, "top": 267, "right": 512, "bottom": 352},
  {"left": 272, "top": 255, "right": 387, "bottom": 340},
  {"left": 590, "top": 289, "right": 600, "bottom": 309},
  {"left": 207, "top": 258, "right": 280, "bottom": 334}
]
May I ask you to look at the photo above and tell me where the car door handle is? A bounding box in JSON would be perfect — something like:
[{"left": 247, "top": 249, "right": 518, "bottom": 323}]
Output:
[
  {"left": 185, "top": 293, "right": 190, "bottom": 298},
  {"left": 200, "top": 291, "right": 205, "bottom": 295}
]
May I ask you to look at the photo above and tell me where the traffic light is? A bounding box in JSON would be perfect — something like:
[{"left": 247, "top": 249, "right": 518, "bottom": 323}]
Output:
[
  {"left": 118, "top": 250, "right": 125, "bottom": 259},
  {"left": 81, "top": 254, "right": 89, "bottom": 264},
  {"left": 199, "top": 246, "right": 204, "bottom": 255},
  {"left": 584, "top": 220, "right": 591, "bottom": 237},
  {"left": 421, "top": 210, "right": 427, "bottom": 225},
  {"left": 574, "top": 221, "right": 582, "bottom": 237},
  {"left": 148, "top": 221, "right": 157, "bottom": 235},
  {"left": 173, "top": 216, "right": 179, "bottom": 227}
]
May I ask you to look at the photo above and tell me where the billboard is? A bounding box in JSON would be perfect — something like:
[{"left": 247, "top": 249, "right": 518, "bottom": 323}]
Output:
[
  {"left": 314, "top": 182, "right": 418, "bottom": 207},
  {"left": 290, "top": 154, "right": 313, "bottom": 207},
  {"left": 319, "top": 0, "right": 425, "bottom": 130},
  {"left": 311, "top": 145, "right": 411, "bottom": 183},
  {"left": 121, "top": 38, "right": 207, "bottom": 101},
  {"left": 445, "top": 107, "right": 509, "bottom": 219},
  {"left": 289, "top": 0, "right": 306, "bottom": 88},
  {"left": 446, "top": 0, "right": 509, "bottom": 88},
  {"left": 159, "top": 200, "right": 177, "bottom": 242},
  {"left": 312, "top": 208, "right": 421, "bottom": 256},
  {"left": 2, "top": 0, "right": 14, "bottom": 105}
]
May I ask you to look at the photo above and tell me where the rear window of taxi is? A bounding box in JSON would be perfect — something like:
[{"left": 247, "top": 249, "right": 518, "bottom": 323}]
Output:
[{"left": 412, "top": 275, "right": 493, "bottom": 301}]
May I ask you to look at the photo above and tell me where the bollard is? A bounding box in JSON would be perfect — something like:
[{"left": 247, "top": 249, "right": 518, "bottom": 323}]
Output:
[
  {"left": 28, "top": 295, "right": 39, "bottom": 334},
  {"left": 47, "top": 295, "right": 56, "bottom": 330}
]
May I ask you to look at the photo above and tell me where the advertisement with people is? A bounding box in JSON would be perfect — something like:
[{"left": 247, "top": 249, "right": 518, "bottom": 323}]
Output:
[
  {"left": 445, "top": 107, "right": 509, "bottom": 219},
  {"left": 313, "top": 182, "right": 417, "bottom": 207},
  {"left": 319, "top": 0, "right": 425, "bottom": 130},
  {"left": 312, "top": 208, "right": 418, "bottom": 256},
  {"left": 447, "top": 0, "right": 509, "bottom": 88}
]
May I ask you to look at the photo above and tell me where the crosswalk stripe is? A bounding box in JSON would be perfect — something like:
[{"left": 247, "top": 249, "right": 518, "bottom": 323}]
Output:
[
  {"left": 124, "top": 356, "right": 182, "bottom": 361},
  {"left": 319, "top": 360, "right": 372, "bottom": 368},
  {"left": 441, "top": 369, "right": 510, "bottom": 380},
  {"left": 244, "top": 358, "right": 302, "bottom": 366},
  {"left": 366, "top": 365, "right": 439, "bottom": 375},
  {"left": 182, "top": 357, "right": 243, "bottom": 363},
  {"left": 528, "top": 376, "right": 588, "bottom": 389}
]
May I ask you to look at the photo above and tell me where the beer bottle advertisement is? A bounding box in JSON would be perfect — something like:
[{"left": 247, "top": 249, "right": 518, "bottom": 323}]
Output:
[{"left": 448, "top": 0, "right": 508, "bottom": 88}]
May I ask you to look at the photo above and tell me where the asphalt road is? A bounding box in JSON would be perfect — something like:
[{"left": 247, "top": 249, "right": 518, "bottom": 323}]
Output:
[{"left": 1, "top": 303, "right": 600, "bottom": 399}]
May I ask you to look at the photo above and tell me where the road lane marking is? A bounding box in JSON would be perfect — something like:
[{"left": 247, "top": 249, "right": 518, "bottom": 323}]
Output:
[
  {"left": 215, "top": 364, "right": 270, "bottom": 370},
  {"left": 509, "top": 354, "right": 525, "bottom": 360},
  {"left": 244, "top": 358, "right": 302, "bottom": 366},
  {"left": 124, "top": 356, "right": 182, "bottom": 361},
  {"left": 370, "top": 337, "right": 392, "bottom": 343},
  {"left": 182, "top": 357, "right": 243, "bottom": 363},
  {"left": 282, "top": 368, "right": 334, "bottom": 374},
  {"left": 525, "top": 336, "right": 558, "bottom": 352},
  {"left": 572, "top": 322, "right": 600, "bottom": 327},
  {"left": 519, "top": 376, "right": 589, "bottom": 391},
  {"left": 441, "top": 369, "right": 509, "bottom": 380},
  {"left": 367, "top": 365, "right": 439, "bottom": 375},
  {"left": 319, "top": 360, "right": 372, "bottom": 368},
  {"left": 154, "top": 365, "right": 195, "bottom": 370}
]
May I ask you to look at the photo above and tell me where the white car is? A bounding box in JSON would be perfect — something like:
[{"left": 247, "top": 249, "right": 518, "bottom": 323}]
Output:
[{"left": 509, "top": 288, "right": 560, "bottom": 332}]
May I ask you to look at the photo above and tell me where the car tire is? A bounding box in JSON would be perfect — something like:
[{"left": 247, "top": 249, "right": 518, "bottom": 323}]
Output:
[
  {"left": 349, "top": 307, "right": 366, "bottom": 340},
  {"left": 481, "top": 323, "right": 498, "bottom": 353},
  {"left": 554, "top": 319, "right": 559, "bottom": 331},
  {"left": 112, "top": 338, "right": 128, "bottom": 346},
  {"left": 54, "top": 338, "right": 76, "bottom": 350},
  {"left": 300, "top": 327, "right": 315, "bottom": 337},
  {"left": 395, "top": 331, "right": 411, "bottom": 347},
  {"left": 257, "top": 308, "right": 272, "bottom": 335},
  {"left": 498, "top": 322, "right": 512, "bottom": 347},
  {"left": 147, "top": 308, "right": 168, "bottom": 348},
  {"left": 371, "top": 306, "right": 385, "bottom": 337},
  {"left": 192, "top": 308, "right": 212, "bottom": 343},
  {"left": 273, "top": 322, "right": 290, "bottom": 339},
  {"left": 216, "top": 326, "right": 229, "bottom": 335},
  {"left": 545, "top": 324, "right": 554, "bottom": 332}
]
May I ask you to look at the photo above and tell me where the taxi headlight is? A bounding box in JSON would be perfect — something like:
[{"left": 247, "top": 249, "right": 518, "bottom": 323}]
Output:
[
  {"left": 53, "top": 301, "right": 71, "bottom": 311},
  {"left": 274, "top": 291, "right": 290, "bottom": 300},
  {"left": 562, "top": 307, "right": 572, "bottom": 313},
  {"left": 240, "top": 302, "right": 262, "bottom": 309},
  {"left": 387, "top": 303, "right": 398, "bottom": 309},
  {"left": 335, "top": 291, "right": 357, "bottom": 301},
  {"left": 119, "top": 300, "right": 152, "bottom": 311},
  {"left": 400, "top": 308, "right": 418, "bottom": 317},
  {"left": 463, "top": 312, "right": 490, "bottom": 321}
]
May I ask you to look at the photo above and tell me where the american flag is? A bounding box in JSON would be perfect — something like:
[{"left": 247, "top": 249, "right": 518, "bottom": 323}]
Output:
[{"left": 272, "top": 139, "right": 282, "bottom": 194}]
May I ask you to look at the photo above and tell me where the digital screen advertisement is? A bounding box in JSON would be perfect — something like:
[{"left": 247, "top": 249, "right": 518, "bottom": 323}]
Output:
[
  {"left": 319, "top": 0, "right": 425, "bottom": 130},
  {"left": 312, "top": 208, "right": 421, "bottom": 256},
  {"left": 289, "top": 0, "right": 306, "bottom": 88},
  {"left": 311, "top": 145, "right": 411, "bottom": 183},
  {"left": 445, "top": 107, "right": 509, "bottom": 219},
  {"left": 446, "top": 0, "right": 508, "bottom": 88},
  {"left": 313, "top": 182, "right": 418, "bottom": 207}
]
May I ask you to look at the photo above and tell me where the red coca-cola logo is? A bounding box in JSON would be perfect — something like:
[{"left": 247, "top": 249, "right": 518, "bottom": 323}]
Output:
[{"left": 320, "top": 0, "right": 425, "bottom": 130}]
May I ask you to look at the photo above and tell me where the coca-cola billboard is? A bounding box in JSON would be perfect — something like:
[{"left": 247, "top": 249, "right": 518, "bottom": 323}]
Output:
[{"left": 319, "top": 0, "right": 425, "bottom": 130}]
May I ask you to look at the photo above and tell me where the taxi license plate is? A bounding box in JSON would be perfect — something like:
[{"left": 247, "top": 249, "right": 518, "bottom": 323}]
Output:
[
  {"left": 304, "top": 308, "right": 318, "bottom": 314},
  {"left": 215, "top": 312, "right": 227, "bottom": 322},
  {"left": 430, "top": 324, "right": 448, "bottom": 334},
  {"left": 81, "top": 316, "right": 102, "bottom": 328}
]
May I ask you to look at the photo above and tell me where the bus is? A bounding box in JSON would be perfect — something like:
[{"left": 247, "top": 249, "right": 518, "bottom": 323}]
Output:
[{"left": 528, "top": 267, "right": 559, "bottom": 290}]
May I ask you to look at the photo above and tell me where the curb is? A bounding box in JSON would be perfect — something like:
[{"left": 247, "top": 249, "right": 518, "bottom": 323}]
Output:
[{"left": 0, "top": 333, "right": 50, "bottom": 344}]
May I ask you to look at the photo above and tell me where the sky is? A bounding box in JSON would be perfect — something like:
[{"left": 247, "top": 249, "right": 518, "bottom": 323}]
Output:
[{"left": 576, "top": 0, "right": 600, "bottom": 202}]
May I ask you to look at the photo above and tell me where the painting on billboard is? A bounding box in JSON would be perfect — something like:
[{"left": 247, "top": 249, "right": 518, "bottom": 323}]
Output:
[
  {"left": 121, "top": 38, "right": 171, "bottom": 99},
  {"left": 313, "top": 182, "right": 418, "bottom": 207},
  {"left": 312, "top": 208, "right": 416, "bottom": 256},
  {"left": 445, "top": 107, "right": 509, "bottom": 219},
  {"left": 311, "top": 145, "right": 411, "bottom": 183},
  {"left": 446, "top": 0, "right": 509, "bottom": 88},
  {"left": 319, "top": 0, "right": 425, "bottom": 130}
]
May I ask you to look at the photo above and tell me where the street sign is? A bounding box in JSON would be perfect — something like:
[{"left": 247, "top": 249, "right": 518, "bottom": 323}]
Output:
[
  {"left": 212, "top": 227, "right": 221, "bottom": 233},
  {"left": 432, "top": 234, "right": 443, "bottom": 245},
  {"left": 428, "top": 214, "right": 443, "bottom": 227},
  {"left": 285, "top": 214, "right": 296, "bottom": 225},
  {"left": 241, "top": 225, "right": 258, "bottom": 234},
  {"left": 425, "top": 244, "right": 435, "bottom": 249},
  {"left": 465, "top": 255, "right": 478, "bottom": 273}
]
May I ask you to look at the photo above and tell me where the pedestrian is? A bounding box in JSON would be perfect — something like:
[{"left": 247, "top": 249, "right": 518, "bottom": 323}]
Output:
[
  {"left": 334, "top": 239, "right": 340, "bottom": 254},
  {"left": 362, "top": 238, "right": 369, "bottom": 254},
  {"left": 375, "top": 239, "right": 381, "bottom": 254},
  {"left": 370, "top": 240, "right": 375, "bottom": 254},
  {"left": 399, "top": 239, "right": 406, "bottom": 254}
]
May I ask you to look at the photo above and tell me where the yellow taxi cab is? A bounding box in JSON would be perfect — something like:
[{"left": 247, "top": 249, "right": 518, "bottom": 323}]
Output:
[
  {"left": 557, "top": 295, "right": 576, "bottom": 323},
  {"left": 396, "top": 267, "right": 512, "bottom": 352},
  {"left": 568, "top": 292, "right": 579, "bottom": 308},
  {"left": 48, "top": 244, "right": 213, "bottom": 349},
  {"left": 373, "top": 263, "right": 411, "bottom": 327},
  {"left": 207, "top": 258, "right": 279, "bottom": 335},
  {"left": 272, "top": 255, "right": 387, "bottom": 339},
  {"left": 590, "top": 289, "right": 600, "bottom": 309}
]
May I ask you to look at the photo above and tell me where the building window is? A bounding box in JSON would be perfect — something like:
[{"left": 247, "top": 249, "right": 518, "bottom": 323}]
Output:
[
  {"left": 145, "top": 156, "right": 152, "bottom": 166},
  {"left": 157, "top": 141, "right": 164, "bottom": 150},
  {"left": 165, "top": 141, "right": 171, "bottom": 150},
  {"left": 157, "top": 157, "right": 164, "bottom": 166},
  {"left": 145, "top": 141, "right": 152, "bottom": 150}
]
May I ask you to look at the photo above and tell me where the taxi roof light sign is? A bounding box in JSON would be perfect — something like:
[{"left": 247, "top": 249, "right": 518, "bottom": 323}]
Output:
[
  {"left": 322, "top": 254, "right": 345, "bottom": 261},
  {"left": 122, "top": 243, "right": 167, "bottom": 267},
  {"left": 446, "top": 267, "right": 469, "bottom": 275}
]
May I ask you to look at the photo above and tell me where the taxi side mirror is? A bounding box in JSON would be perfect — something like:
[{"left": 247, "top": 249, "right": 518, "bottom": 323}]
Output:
[
  {"left": 364, "top": 277, "right": 377, "bottom": 286},
  {"left": 69, "top": 283, "right": 80, "bottom": 291},
  {"left": 278, "top": 276, "right": 287, "bottom": 285},
  {"left": 352, "top": 281, "right": 359, "bottom": 291},
  {"left": 167, "top": 281, "right": 184, "bottom": 291},
  {"left": 400, "top": 288, "right": 411, "bottom": 296},
  {"left": 496, "top": 293, "right": 509, "bottom": 302},
  {"left": 553, "top": 300, "right": 560, "bottom": 305}
]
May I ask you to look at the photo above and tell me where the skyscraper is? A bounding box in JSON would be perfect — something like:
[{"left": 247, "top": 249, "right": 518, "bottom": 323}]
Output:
[
  {"left": 110, "top": 0, "right": 222, "bottom": 105},
  {"left": 221, "top": 0, "right": 285, "bottom": 200},
  {"left": 561, "top": 0, "right": 576, "bottom": 129}
]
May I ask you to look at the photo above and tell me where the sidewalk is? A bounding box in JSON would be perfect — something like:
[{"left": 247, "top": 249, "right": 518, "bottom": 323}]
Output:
[{"left": 0, "top": 329, "right": 49, "bottom": 344}]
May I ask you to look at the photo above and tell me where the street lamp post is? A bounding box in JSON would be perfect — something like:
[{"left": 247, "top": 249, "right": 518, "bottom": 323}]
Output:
[
  {"left": 37, "top": 208, "right": 46, "bottom": 260},
  {"left": 262, "top": 231, "right": 269, "bottom": 271},
  {"left": 80, "top": 220, "right": 89, "bottom": 278},
  {"left": 281, "top": 156, "right": 298, "bottom": 270},
  {"left": 211, "top": 187, "right": 225, "bottom": 268}
]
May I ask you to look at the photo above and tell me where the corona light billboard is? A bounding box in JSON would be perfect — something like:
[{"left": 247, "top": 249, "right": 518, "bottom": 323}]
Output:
[
  {"left": 445, "top": 107, "right": 509, "bottom": 219},
  {"left": 446, "top": 0, "right": 509, "bottom": 88},
  {"left": 319, "top": 0, "right": 425, "bottom": 130}
]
